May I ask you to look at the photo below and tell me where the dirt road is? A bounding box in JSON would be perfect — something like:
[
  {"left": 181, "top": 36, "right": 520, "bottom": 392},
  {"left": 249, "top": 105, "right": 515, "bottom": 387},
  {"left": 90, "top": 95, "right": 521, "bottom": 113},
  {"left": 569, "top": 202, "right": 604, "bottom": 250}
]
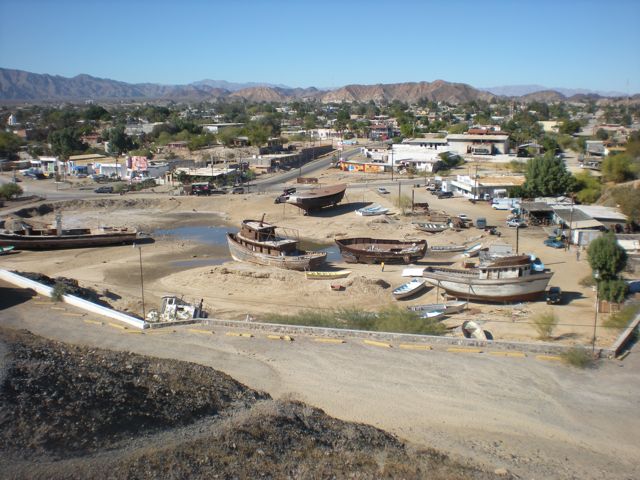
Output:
[{"left": 1, "top": 289, "right": 637, "bottom": 480}]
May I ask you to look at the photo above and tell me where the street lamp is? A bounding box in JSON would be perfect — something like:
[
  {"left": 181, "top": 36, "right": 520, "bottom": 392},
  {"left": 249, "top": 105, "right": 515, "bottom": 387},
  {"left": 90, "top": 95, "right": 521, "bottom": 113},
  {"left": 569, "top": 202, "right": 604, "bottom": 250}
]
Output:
[
  {"left": 133, "top": 243, "right": 146, "bottom": 320},
  {"left": 592, "top": 270, "right": 600, "bottom": 354}
]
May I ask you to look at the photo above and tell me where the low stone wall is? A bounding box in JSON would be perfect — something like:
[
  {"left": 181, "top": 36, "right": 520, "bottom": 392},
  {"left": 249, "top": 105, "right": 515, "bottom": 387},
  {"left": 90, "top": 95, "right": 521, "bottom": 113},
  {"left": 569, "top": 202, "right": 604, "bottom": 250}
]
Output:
[{"left": 204, "top": 318, "right": 616, "bottom": 357}]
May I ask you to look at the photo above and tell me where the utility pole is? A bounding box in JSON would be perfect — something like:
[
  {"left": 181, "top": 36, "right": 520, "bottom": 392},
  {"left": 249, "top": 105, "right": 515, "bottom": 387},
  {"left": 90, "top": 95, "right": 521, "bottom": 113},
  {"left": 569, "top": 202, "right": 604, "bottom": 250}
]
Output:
[
  {"left": 134, "top": 244, "right": 146, "bottom": 320},
  {"left": 391, "top": 147, "right": 394, "bottom": 181}
]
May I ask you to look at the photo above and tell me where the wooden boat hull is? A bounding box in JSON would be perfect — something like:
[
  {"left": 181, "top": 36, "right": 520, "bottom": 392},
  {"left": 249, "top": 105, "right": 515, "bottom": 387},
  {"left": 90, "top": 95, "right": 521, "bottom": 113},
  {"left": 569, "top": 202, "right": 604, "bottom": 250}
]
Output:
[
  {"left": 227, "top": 233, "right": 326, "bottom": 271},
  {"left": 0, "top": 230, "right": 138, "bottom": 250},
  {"left": 275, "top": 184, "right": 347, "bottom": 213},
  {"left": 393, "top": 279, "right": 427, "bottom": 300},
  {"left": 335, "top": 237, "right": 428, "bottom": 264},
  {"left": 305, "top": 270, "right": 351, "bottom": 280},
  {"left": 422, "top": 268, "right": 553, "bottom": 302}
]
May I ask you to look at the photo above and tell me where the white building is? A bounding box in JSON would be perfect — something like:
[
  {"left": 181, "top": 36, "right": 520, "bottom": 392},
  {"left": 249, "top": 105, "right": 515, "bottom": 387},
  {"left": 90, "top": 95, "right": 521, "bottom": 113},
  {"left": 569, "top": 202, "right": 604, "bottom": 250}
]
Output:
[
  {"left": 447, "top": 174, "right": 525, "bottom": 199},
  {"left": 446, "top": 133, "right": 510, "bottom": 155},
  {"left": 392, "top": 139, "right": 451, "bottom": 173}
]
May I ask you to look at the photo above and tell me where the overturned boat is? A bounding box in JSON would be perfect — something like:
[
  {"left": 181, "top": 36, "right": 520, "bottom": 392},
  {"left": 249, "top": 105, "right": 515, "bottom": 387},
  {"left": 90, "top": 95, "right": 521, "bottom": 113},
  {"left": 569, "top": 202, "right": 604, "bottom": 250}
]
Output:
[
  {"left": 335, "top": 237, "right": 428, "bottom": 264},
  {"left": 0, "top": 215, "right": 138, "bottom": 250},
  {"left": 422, "top": 255, "right": 553, "bottom": 302},
  {"left": 274, "top": 184, "right": 347, "bottom": 214},
  {"left": 227, "top": 218, "right": 326, "bottom": 271}
]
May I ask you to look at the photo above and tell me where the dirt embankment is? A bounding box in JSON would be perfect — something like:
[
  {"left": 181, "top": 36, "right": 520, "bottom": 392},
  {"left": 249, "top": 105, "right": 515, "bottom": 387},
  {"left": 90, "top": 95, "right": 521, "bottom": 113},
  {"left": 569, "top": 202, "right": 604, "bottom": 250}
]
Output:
[{"left": 0, "top": 328, "right": 505, "bottom": 479}]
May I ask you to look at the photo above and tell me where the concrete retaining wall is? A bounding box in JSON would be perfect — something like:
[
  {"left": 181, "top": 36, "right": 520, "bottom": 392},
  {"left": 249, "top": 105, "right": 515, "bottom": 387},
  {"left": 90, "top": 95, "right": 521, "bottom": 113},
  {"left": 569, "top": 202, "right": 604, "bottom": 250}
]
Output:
[
  {"left": 204, "top": 318, "right": 615, "bottom": 357},
  {"left": 0, "top": 270, "right": 145, "bottom": 330}
]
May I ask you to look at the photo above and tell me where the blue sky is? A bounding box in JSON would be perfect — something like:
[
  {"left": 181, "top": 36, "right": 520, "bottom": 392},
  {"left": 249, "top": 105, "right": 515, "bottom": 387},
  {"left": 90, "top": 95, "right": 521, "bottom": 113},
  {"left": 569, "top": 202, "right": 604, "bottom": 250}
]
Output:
[{"left": 1, "top": 0, "right": 639, "bottom": 93}]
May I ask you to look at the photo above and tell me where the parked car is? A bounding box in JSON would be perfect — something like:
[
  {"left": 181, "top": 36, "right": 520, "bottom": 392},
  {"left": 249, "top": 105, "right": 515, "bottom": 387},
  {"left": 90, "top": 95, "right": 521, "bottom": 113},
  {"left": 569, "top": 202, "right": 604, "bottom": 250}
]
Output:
[
  {"left": 94, "top": 186, "right": 114, "bottom": 194},
  {"left": 544, "top": 238, "right": 564, "bottom": 249},
  {"left": 546, "top": 286, "right": 562, "bottom": 304},
  {"left": 506, "top": 218, "right": 527, "bottom": 228},
  {"left": 231, "top": 186, "right": 245, "bottom": 194},
  {"left": 377, "top": 187, "right": 389, "bottom": 194},
  {"left": 437, "top": 191, "right": 453, "bottom": 199},
  {"left": 476, "top": 217, "right": 487, "bottom": 229}
]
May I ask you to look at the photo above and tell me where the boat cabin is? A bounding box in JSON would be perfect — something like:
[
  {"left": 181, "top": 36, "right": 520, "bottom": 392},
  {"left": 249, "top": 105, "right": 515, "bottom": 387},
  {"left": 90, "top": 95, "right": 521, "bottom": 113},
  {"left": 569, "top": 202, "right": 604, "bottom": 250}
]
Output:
[
  {"left": 477, "top": 255, "right": 532, "bottom": 280},
  {"left": 239, "top": 220, "right": 299, "bottom": 254}
]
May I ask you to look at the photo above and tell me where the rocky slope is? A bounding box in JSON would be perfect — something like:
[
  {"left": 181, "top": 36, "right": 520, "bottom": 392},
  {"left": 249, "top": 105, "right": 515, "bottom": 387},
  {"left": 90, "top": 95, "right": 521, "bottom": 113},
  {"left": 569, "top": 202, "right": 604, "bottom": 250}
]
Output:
[{"left": 0, "top": 328, "right": 506, "bottom": 479}]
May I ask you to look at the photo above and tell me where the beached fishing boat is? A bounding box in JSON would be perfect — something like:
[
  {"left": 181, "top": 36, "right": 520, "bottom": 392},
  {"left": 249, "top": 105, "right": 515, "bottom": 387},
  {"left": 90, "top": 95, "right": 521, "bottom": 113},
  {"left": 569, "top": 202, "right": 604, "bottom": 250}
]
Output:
[
  {"left": 305, "top": 270, "right": 351, "bottom": 280},
  {"left": 0, "top": 217, "right": 138, "bottom": 250},
  {"left": 335, "top": 237, "right": 428, "bottom": 264},
  {"left": 356, "top": 204, "right": 389, "bottom": 216},
  {"left": 413, "top": 221, "right": 450, "bottom": 233},
  {"left": 419, "top": 310, "right": 446, "bottom": 321},
  {"left": 0, "top": 245, "right": 15, "bottom": 255},
  {"left": 422, "top": 254, "right": 553, "bottom": 302},
  {"left": 462, "top": 320, "right": 487, "bottom": 340},
  {"left": 462, "top": 243, "right": 482, "bottom": 257},
  {"left": 392, "top": 278, "right": 428, "bottom": 300},
  {"left": 408, "top": 300, "right": 467, "bottom": 315},
  {"left": 429, "top": 244, "right": 467, "bottom": 253},
  {"left": 227, "top": 218, "right": 326, "bottom": 271},
  {"left": 274, "top": 184, "right": 347, "bottom": 214}
]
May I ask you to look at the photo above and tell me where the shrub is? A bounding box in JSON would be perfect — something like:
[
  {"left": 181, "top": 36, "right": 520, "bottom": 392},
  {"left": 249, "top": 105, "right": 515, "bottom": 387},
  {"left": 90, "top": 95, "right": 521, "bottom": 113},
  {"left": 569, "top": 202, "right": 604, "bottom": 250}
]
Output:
[
  {"left": 579, "top": 275, "right": 595, "bottom": 288},
  {"left": 51, "top": 282, "right": 67, "bottom": 302},
  {"left": 394, "top": 194, "right": 413, "bottom": 214},
  {"left": 562, "top": 347, "right": 595, "bottom": 368},
  {"left": 598, "top": 279, "right": 628, "bottom": 304},
  {"left": 603, "top": 303, "right": 640, "bottom": 330},
  {"left": 532, "top": 311, "right": 558, "bottom": 340},
  {"left": 0, "top": 182, "right": 23, "bottom": 200}
]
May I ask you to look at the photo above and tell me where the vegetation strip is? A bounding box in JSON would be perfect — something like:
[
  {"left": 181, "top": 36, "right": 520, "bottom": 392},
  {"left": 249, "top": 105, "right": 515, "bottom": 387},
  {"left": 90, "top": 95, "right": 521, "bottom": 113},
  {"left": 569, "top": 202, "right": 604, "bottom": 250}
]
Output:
[
  {"left": 363, "top": 340, "right": 392, "bottom": 348},
  {"left": 188, "top": 328, "right": 213, "bottom": 335},
  {"left": 536, "top": 354, "right": 563, "bottom": 362},
  {"left": 83, "top": 319, "right": 103, "bottom": 326},
  {"left": 399, "top": 344, "right": 432, "bottom": 351},
  {"left": 313, "top": 338, "right": 345, "bottom": 344},
  {"left": 489, "top": 351, "right": 526, "bottom": 357}
]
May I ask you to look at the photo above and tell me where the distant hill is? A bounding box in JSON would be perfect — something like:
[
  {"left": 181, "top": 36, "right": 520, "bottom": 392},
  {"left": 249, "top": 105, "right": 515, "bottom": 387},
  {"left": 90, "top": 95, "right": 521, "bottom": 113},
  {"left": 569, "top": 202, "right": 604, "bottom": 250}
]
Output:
[
  {"left": 0, "top": 67, "right": 632, "bottom": 104},
  {"left": 483, "top": 84, "right": 628, "bottom": 98}
]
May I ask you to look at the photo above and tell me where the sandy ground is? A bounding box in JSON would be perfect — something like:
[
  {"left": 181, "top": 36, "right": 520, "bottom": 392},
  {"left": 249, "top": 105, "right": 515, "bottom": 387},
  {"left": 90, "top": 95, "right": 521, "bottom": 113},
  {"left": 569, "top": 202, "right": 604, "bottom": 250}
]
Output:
[
  {"left": 0, "top": 168, "right": 617, "bottom": 346},
  {"left": 0, "top": 290, "right": 638, "bottom": 480},
  {"left": 2, "top": 169, "right": 639, "bottom": 479}
]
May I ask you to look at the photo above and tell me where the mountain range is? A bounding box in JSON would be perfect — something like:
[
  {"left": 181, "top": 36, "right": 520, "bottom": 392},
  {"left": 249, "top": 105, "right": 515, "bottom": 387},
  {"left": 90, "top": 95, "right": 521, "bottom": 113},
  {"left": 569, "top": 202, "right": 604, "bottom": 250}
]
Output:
[{"left": 0, "top": 67, "right": 635, "bottom": 104}]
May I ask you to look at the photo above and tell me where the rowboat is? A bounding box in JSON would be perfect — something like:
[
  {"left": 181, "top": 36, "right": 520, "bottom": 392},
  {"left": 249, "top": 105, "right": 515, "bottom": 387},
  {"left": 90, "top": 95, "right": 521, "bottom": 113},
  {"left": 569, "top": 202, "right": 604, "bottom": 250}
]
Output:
[
  {"left": 429, "top": 244, "right": 466, "bottom": 253},
  {"left": 408, "top": 300, "right": 467, "bottom": 315},
  {"left": 305, "top": 270, "right": 351, "bottom": 280},
  {"left": 392, "top": 278, "right": 428, "bottom": 300},
  {"left": 419, "top": 310, "right": 446, "bottom": 321},
  {"left": 356, "top": 204, "right": 389, "bottom": 216},
  {"left": 462, "top": 320, "right": 487, "bottom": 340},
  {"left": 462, "top": 243, "right": 482, "bottom": 257},
  {"left": 413, "top": 222, "right": 450, "bottom": 233},
  {"left": 0, "top": 245, "right": 15, "bottom": 255}
]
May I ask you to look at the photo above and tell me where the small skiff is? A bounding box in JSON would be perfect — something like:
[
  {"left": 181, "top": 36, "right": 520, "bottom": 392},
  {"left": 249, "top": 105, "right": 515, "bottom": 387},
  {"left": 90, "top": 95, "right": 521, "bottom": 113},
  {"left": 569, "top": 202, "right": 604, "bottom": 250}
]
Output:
[
  {"left": 462, "top": 243, "right": 482, "bottom": 257},
  {"left": 0, "top": 245, "right": 15, "bottom": 255},
  {"left": 462, "top": 320, "right": 487, "bottom": 340},
  {"left": 429, "top": 244, "right": 466, "bottom": 253},
  {"left": 408, "top": 300, "right": 467, "bottom": 315},
  {"left": 413, "top": 222, "right": 450, "bottom": 233},
  {"left": 392, "top": 278, "right": 428, "bottom": 300},
  {"left": 306, "top": 270, "right": 352, "bottom": 280},
  {"left": 356, "top": 204, "right": 389, "bottom": 216}
]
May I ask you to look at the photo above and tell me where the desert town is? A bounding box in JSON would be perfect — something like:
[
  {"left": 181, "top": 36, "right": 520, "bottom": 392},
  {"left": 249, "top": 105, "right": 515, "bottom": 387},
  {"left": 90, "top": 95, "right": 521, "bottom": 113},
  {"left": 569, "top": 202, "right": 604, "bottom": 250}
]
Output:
[{"left": 1, "top": 65, "right": 640, "bottom": 478}]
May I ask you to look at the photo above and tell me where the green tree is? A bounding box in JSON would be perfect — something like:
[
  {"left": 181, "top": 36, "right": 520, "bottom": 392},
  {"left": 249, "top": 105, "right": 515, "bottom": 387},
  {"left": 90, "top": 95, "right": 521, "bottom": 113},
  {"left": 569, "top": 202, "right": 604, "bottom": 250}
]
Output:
[
  {"left": 572, "top": 171, "right": 602, "bottom": 204},
  {"left": 595, "top": 128, "right": 609, "bottom": 141},
  {"left": 105, "top": 126, "right": 135, "bottom": 155},
  {"left": 587, "top": 232, "right": 627, "bottom": 281},
  {"left": 523, "top": 154, "right": 574, "bottom": 196},
  {"left": 559, "top": 119, "right": 582, "bottom": 135},
  {"left": 612, "top": 186, "right": 640, "bottom": 222},
  {"left": 0, "top": 131, "right": 24, "bottom": 159},
  {"left": 48, "top": 128, "right": 86, "bottom": 159},
  {"left": 601, "top": 154, "right": 633, "bottom": 183},
  {"left": 0, "top": 183, "right": 23, "bottom": 199},
  {"left": 83, "top": 105, "right": 111, "bottom": 121}
]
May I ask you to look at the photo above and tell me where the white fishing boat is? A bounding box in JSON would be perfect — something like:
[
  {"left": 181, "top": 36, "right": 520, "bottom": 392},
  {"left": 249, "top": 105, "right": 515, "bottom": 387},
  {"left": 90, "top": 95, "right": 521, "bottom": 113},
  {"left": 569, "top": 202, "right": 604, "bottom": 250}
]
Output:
[
  {"left": 356, "top": 204, "right": 389, "bottom": 216},
  {"left": 408, "top": 300, "right": 467, "bottom": 315},
  {"left": 413, "top": 222, "right": 450, "bottom": 233},
  {"left": 419, "top": 310, "right": 446, "bottom": 320},
  {"left": 462, "top": 243, "right": 482, "bottom": 257},
  {"left": 462, "top": 320, "right": 487, "bottom": 340},
  {"left": 422, "top": 255, "right": 553, "bottom": 302},
  {"left": 392, "top": 278, "right": 428, "bottom": 300},
  {"left": 429, "top": 244, "right": 466, "bottom": 253}
]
